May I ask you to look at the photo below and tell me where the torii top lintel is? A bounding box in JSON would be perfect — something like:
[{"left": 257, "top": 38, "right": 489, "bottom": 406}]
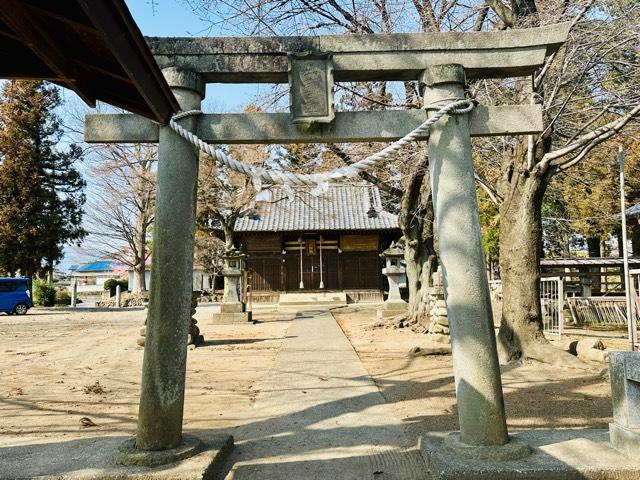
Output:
[{"left": 146, "top": 23, "right": 570, "bottom": 83}]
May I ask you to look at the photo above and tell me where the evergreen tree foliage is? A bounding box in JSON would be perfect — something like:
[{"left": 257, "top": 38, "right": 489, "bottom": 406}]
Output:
[{"left": 0, "top": 81, "right": 86, "bottom": 277}]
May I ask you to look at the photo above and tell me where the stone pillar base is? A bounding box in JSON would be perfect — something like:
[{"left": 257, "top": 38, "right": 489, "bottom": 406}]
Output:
[
  {"left": 212, "top": 312, "right": 252, "bottom": 325},
  {"left": 609, "top": 422, "right": 640, "bottom": 459},
  {"left": 377, "top": 300, "right": 407, "bottom": 319},
  {"left": 442, "top": 432, "right": 530, "bottom": 461},
  {"left": 115, "top": 435, "right": 204, "bottom": 467},
  {"left": 420, "top": 428, "right": 640, "bottom": 480},
  {"left": 220, "top": 302, "right": 243, "bottom": 313}
]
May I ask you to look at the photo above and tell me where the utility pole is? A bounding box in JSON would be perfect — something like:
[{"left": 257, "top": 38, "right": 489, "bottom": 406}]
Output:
[{"left": 619, "top": 146, "right": 637, "bottom": 351}]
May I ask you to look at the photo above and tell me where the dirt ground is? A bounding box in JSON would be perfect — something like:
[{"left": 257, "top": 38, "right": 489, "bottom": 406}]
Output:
[
  {"left": 0, "top": 303, "right": 617, "bottom": 451},
  {"left": 0, "top": 304, "right": 293, "bottom": 447},
  {"left": 332, "top": 305, "right": 615, "bottom": 444}
]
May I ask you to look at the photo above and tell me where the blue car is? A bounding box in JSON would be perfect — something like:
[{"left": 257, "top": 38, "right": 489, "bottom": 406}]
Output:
[{"left": 0, "top": 278, "right": 32, "bottom": 315}]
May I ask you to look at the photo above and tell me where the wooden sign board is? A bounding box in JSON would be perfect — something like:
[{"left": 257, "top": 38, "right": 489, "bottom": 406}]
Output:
[
  {"left": 306, "top": 239, "right": 317, "bottom": 256},
  {"left": 243, "top": 234, "right": 282, "bottom": 252},
  {"left": 340, "top": 235, "right": 379, "bottom": 252}
]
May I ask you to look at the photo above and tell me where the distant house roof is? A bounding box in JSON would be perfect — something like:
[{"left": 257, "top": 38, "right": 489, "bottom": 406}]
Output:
[
  {"left": 626, "top": 203, "right": 640, "bottom": 217},
  {"left": 72, "top": 260, "right": 127, "bottom": 274},
  {"left": 234, "top": 184, "right": 399, "bottom": 233}
]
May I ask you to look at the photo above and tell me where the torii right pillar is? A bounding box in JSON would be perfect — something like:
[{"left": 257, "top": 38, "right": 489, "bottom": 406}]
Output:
[{"left": 422, "top": 64, "right": 508, "bottom": 447}]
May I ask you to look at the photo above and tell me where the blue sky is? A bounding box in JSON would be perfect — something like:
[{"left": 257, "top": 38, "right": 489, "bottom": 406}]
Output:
[
  {"left": 126, "top": 0, "right": 209, "bottom": 36},
  {"left": 125, "top": 0, "right": 269, "bottom": 112}
]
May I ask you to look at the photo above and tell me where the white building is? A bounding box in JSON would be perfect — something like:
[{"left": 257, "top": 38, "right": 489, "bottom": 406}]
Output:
[
  {"left": 69, "top": 260, "right": 128, "bottom": 294},
  {"left": 128, "top": 267, "right": 212, "bottom": 292}
]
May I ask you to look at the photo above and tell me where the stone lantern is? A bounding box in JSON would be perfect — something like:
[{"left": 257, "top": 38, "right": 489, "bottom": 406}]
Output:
[
  {"left": 212, "top": 248, "right": 250, "bottom": 324},
  {"left": 378, "top": 241, "right": 408, "bottom": 318}
]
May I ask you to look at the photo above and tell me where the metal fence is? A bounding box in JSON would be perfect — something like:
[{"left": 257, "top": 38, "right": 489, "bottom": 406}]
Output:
[
  {"left": 567, "top": 269, "right": 640, "bottom": 327},
  {"left": 489, "top": 277, "right": 564, "bottom": 337},
  {"left": 489, "top": 280, "right": 503, "bottom": 328},
  {"left": 566, "top": 296, "right": 628, "bottom": 326},
  {"left": 631, "top": 269, "right": 640, "bottom": 325},
  {"left": 540, "top": 277, "right": 564, "bottom": 337}
]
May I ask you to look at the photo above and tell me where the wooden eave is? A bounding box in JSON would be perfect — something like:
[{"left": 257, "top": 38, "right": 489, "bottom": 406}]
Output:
[{"left": 0, "top": 0, "right": 179, "bottom": 123}]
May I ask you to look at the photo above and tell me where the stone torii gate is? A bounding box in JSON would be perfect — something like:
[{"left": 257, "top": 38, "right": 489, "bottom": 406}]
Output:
[{"left": 85, "top": 24, "right": 569, "bottom": 459}]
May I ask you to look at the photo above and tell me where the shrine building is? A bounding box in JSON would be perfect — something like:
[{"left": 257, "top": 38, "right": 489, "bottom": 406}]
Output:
[{"left": 234, "top": 183, "right": 401, "bottom": 302}]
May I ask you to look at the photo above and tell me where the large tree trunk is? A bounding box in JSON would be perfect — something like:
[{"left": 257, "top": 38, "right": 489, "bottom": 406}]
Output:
[
  {"left": 497, "top": 149, "right": 584, "bottom": 366},
  {"left": 397, "top": 162, "right": 437, "bottom": 330},
  {"left": 586, "top": 236, "right": 601, "bottom": 294},
  {"left": 132, "top": 216, "right": 148, "bottom": 292},
  {"left": 497, "top": 167, "right": 548, "bottom": 361},
  {"left": 587, "top": 236, "right": 601, "bottom": 257}
]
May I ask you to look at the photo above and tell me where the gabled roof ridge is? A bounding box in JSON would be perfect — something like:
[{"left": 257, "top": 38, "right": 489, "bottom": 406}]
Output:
[{"left": 235, "top": 183, "right": 399, "bottom": 232}]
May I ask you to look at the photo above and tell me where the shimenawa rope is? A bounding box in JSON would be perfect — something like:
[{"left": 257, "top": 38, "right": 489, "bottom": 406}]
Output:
[{"left": 169, "top": 98, "right": 475, "bottom": 197}]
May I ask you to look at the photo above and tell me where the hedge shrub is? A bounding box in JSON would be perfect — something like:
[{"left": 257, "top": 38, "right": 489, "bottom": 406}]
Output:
[
  {"left": 34, "top": 280, "right": 56, "bottom": 307},
  {"left": 55, "top": 289, "right": 71, "bottom": 306}
]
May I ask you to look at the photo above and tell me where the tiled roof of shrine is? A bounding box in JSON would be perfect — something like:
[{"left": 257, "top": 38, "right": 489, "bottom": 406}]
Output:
[{"left": 234, "top": 184, "right": 399, "bottom": 232}]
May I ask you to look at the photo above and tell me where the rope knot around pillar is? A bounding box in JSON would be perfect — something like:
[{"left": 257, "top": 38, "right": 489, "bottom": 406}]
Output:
[{"left": 168, "top": 98, "right": 476, "bottom": 197}]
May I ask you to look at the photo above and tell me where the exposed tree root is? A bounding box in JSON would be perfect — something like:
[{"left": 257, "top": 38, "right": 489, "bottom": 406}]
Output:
[
  {"left": 498, "top": 338, "right": 592, "bottom": 370},
  {"left": 367, "top": 312, "right": 430, "bottom": 333},
  {"left": 407, "top": 345, "right": 451, "bottom": 357}
]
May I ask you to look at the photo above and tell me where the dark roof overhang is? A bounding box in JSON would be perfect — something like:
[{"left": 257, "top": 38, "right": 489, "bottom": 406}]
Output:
[{"left": 0, "top": 0, "right": 179, "bottom": 123}]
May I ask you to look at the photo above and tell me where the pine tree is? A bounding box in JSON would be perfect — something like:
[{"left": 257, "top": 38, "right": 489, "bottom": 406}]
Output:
[{"left": 0, "top": 81, "right": 86, "bottom": 278}]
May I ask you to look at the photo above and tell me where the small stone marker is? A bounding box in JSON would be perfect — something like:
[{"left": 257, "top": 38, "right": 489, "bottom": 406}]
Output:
[
  {"left": 115, "top": 285, "right": 121, "bottom": 308},
  {"left": 609, "top": 351, "right": 640, "bottom": 458},
  {"left": 71, "top": 279, "right": 77, "bottom": 308}
]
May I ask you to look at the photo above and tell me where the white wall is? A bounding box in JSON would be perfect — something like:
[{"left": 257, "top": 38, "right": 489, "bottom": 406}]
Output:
[
  {"left": 128, "top": 270, "right": 152, "bottom": 292},
  {"left": 127, "top": 269, "right": 208, "bottom": 291}
]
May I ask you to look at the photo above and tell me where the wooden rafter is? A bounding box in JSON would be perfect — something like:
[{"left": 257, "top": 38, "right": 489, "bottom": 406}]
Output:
[{"left": 0, "top": 0, "right": 96, "bottom": 106}]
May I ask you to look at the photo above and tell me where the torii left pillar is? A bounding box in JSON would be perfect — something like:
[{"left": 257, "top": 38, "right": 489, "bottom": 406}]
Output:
[{"left": 137, "top": 68, "right": 204, "bottom": 451}]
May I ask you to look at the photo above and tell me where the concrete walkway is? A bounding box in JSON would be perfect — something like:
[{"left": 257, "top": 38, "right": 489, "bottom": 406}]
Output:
[{"left": 224, "top": 309, "right": 427, "bottom": 479}]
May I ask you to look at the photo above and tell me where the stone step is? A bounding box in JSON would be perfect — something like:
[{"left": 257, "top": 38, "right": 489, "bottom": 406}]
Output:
[{"left": 278, "top": 291, "right": 347, "bottom": 306}]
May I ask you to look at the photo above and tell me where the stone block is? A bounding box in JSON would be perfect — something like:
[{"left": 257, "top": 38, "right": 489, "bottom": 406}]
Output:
[
  {"left": 219, "top": 303, "right": 243, "bottom": 313},
  {"left": 211, "top": 312, "right": 251, "bottom": 325},
  {"left": 420, "top": 429, "right": 640, "bottom": 480},
  {"left": 429, "top": 323, "right": 450, "bottom": 335},
  {"left": 377, "top": 301, "right": 407, "bottom": 319},
  {"left": 609, "top": 351, "right": 640, "bottom": 429},
  {"left": 0, "top": 433, "right": 234, "bottom": 480},
  {"left": 381, "top": 300, "right": 408, "bottom": 311},
  {"left": 433, "top": 307, "right": 448, "bottom": 317},
  {"left": 434, "top": 316, "right": 449, "bottom": 327},
  {"left": 610, "top": 422, "right": 640, "bottom": 460},
  {"left": 608, "top": 351, "right": 640, "bottom": 459},
  {"left": 427, "top": 333, "right": 451, "bottom": 345}
]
